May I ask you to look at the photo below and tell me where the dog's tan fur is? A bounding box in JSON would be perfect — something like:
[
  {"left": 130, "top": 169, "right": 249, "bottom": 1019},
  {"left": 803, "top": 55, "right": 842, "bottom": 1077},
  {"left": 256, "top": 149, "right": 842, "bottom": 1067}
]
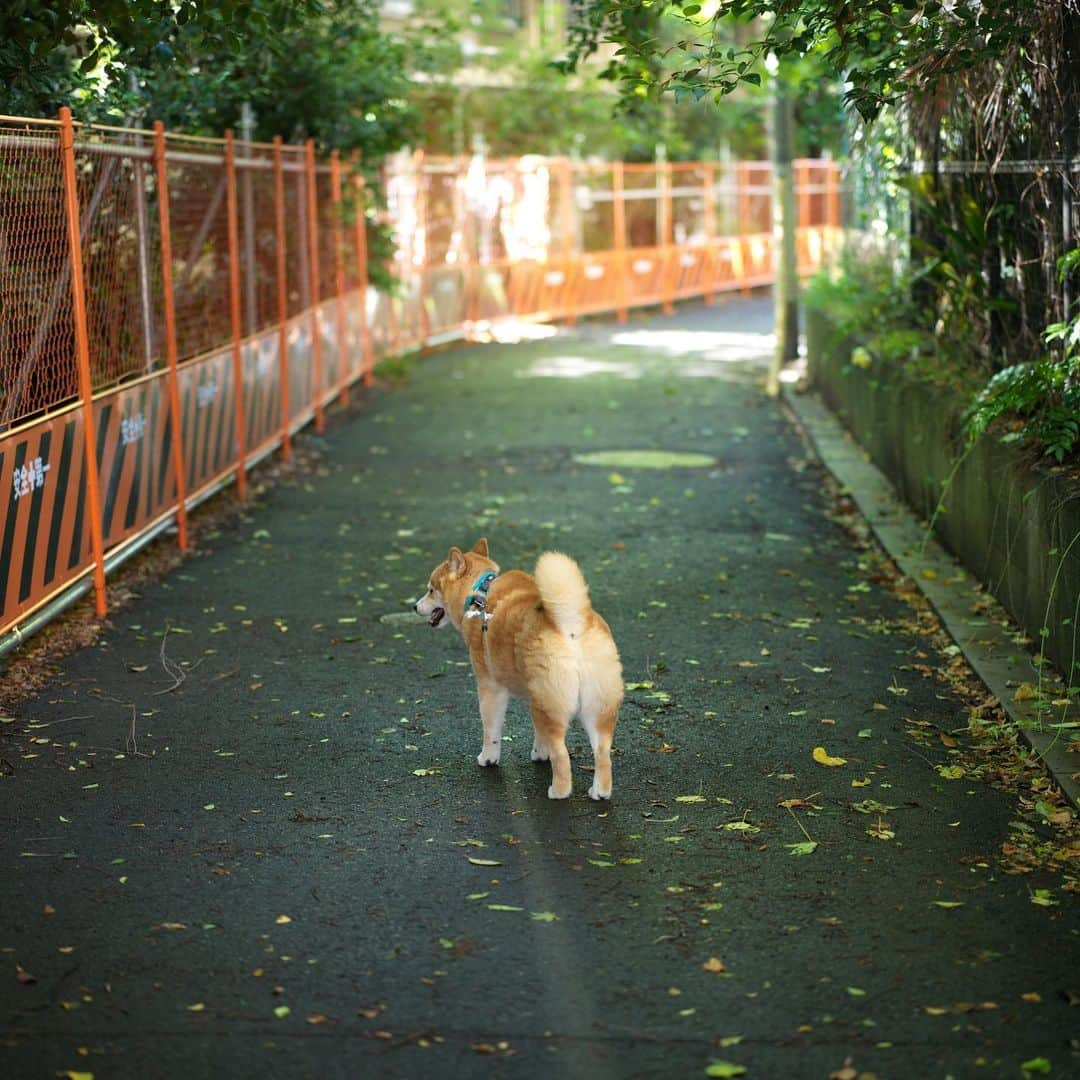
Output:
[{"left": 415, "top": 539, "right": 623, "bottom": 800}]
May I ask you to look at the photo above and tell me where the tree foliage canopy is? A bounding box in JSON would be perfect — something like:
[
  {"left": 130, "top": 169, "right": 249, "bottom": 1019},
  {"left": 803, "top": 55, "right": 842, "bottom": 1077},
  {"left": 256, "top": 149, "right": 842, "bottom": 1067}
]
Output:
[
  {"left": 1, "top": 2, "right": 310, "bottom": 115},
  {"left": 0, "top": 0, "right": 423, "bottom": 164},
  {"left": 560, "top": 0, "right": 1055, "bottom": 121}
]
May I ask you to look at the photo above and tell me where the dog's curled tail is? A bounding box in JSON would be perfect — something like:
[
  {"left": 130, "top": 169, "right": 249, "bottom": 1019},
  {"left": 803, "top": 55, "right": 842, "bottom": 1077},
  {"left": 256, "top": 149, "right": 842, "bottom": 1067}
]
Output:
[{"left": 535, "top": 551, "right": 591, "bottom": 638}]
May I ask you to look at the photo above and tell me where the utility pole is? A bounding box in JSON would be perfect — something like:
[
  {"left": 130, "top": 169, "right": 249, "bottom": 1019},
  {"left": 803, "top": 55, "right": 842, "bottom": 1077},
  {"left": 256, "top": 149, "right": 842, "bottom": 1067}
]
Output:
[
  {"left": 240, "top": 102, "right": 258, "bottom": 336},
  {"left": 767, "top": 52, "right": 799, "bottom": 396}
]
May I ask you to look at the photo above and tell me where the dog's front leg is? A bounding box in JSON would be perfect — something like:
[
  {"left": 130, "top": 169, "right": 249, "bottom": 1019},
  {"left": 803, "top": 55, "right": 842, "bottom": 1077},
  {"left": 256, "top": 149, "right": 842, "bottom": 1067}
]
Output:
[{"left": 476, "top": 680, "right": 510, "bottom": 766}]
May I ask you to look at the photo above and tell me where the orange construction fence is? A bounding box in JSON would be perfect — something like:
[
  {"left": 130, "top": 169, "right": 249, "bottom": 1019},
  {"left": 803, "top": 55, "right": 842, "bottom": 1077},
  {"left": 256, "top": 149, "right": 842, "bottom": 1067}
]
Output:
[{"left": 0, "top": 110, "right": 844, "bottom": 647}]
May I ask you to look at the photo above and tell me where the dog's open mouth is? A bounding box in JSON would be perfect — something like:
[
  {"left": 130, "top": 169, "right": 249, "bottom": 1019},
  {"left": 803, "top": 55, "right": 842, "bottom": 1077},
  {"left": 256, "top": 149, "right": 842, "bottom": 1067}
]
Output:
[{"left": 429, "top": 607, "right": 445, "bottom": 627}]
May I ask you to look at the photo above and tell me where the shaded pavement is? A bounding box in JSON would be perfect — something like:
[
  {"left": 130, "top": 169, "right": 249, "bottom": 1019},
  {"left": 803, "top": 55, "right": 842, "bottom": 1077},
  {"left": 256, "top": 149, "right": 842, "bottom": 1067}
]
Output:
[{"left": 2, "top": 298, "right": 1078, "bottom": 1079}]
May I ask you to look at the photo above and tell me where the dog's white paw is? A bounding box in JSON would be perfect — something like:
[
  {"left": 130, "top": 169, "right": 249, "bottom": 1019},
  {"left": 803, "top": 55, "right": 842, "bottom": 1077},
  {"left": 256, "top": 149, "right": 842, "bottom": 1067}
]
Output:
[
  {"left": 547, "top": 783, "right": 572, "bottom": 800},
  {"left": 530, "top": 745, "right": 550, "bottom": 762},
  {"left": 588, "top": 783, "right": 611, "bottom": 801},
  {"left": 477, "top": 749, "right": 501, "bottom": 767}
]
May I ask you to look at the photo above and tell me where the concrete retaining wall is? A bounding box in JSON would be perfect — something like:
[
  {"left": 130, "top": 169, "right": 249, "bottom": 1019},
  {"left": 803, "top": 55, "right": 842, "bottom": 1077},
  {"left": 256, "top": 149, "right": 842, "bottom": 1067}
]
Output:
[{"left": 806, "top": 306, "right": 1080, "bottom": 686}]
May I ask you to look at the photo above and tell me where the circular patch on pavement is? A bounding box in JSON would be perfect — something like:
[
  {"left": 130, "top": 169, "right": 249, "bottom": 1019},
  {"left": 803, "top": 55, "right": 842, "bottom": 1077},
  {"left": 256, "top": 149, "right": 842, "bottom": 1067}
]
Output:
[{"left": 573, "top": 449, "right": 717, "bottom": 470}]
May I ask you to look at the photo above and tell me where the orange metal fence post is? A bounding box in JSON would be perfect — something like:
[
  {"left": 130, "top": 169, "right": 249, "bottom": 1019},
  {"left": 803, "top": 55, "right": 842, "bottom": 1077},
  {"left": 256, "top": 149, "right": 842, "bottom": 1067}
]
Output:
[
  {"left": 612, "top": 161, "right": 628, "bottom": 323},
  {"left": 796, "top": 160, "right": 810, "bottom": 230},
  {"left": 330, "top": 150, "right": 349, "bottom": 406},
  {"left": 224, "top": 129, "right": 248, "bottom": 501},
  {"left": 460, "top": 155, "right": 479, "bottom": 330},
  {"left": 386, "top": 160, "right": 402, "bottom": 357},
  {"left": 58, "top": 107, "right": 108, "bottom": 617},
  {"left": 703, "top": 162, "right": 716, "bottom": 305},
  {"left": 415, "top": 150, "right": 431, "bottom": 348},
  {"left": 304, "top": 139, "right": 325, "bottom": 434},
  {"left": 796, "top": 160, "right": 810, "bottom": 275},
  {"left": 152, "top": 120, "right": 190, "bottom": 550},
  {"left": 826, "top": 158, "right": 842, "bottom": 240},
  {"left": 272, "top": 136, "right": 292, "bottom": 462},
  {"left": 351, "top": 163, "right": 376, "bottom": 387},
  {"left": 557, "top": 158, "right": 577, "bottom": 325},
  {"left": 661, "top": 160, "right": 675, "bottom": 315},
  {"left": 797, "top": 159, "right": 812, "bottom": 276},
  {"left": 736, "top": 161, "right": 752, "bottom": 297},
  {"left": 504, "top": 161, "right": 522, "bottom": 320}
]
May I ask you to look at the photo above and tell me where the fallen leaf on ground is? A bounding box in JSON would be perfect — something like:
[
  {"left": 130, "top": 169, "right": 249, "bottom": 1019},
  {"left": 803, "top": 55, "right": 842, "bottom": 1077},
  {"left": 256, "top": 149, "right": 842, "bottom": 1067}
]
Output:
[
  {"left": 1019, "top": 1057, "right": 1052, "bottom": 1075},
  {"left": 813, "top": 746, "right": 847, "bottom": 767},
  {"left": 1030, "top": 889, "right": 1059, "bottom": 907},
  {"left": 705, "top": 1063, "right": 746, "bottom": 1078},
  {"left": 924, "top": 1001, "right": 998, "bottom": 1015}
]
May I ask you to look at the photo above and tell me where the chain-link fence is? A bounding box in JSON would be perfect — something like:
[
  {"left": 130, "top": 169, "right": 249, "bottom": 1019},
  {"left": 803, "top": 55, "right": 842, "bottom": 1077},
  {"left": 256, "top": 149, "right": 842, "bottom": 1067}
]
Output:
[{"left": 0, "top": 110, "right": 842, "bottom": 645}]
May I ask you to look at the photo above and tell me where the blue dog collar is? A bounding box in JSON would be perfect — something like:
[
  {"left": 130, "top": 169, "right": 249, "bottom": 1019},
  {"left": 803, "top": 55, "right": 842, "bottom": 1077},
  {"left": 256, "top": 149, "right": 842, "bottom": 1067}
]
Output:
[{"left": 464, "top": 571, "right": 497, "bottom": 629}]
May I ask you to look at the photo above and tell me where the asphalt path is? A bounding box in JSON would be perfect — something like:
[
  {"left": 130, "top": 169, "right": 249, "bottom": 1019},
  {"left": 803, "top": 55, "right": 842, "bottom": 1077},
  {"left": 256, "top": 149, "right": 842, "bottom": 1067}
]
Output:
[{"left": 2, "top": 298, "right": 1078, "bottom": 1079}]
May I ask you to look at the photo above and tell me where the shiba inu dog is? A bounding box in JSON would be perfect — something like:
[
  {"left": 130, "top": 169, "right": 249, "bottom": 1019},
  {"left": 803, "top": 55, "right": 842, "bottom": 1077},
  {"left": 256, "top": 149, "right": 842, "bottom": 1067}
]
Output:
[{"left": 415, "top": 539, "right": 623, "bottom": 800}]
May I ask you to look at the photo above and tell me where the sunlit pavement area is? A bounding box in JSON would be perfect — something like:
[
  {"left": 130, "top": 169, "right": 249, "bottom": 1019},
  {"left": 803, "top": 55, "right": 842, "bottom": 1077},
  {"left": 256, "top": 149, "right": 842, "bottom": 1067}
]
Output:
[{"left": 2, "top": 296, "right": 1078, "bottom": 1079}]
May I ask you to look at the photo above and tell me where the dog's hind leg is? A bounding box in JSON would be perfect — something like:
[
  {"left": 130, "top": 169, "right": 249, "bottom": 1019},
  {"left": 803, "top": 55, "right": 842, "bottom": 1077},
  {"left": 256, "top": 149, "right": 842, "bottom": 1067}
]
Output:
[
  {"left": 581, "top": 705, "right": 617, "bottom": 801},
  {"left": 531, "top": 698, "right": 572, "bottom": 799},
  {"left": 476, "top": 680, "right": 510, "bottom": 766}
]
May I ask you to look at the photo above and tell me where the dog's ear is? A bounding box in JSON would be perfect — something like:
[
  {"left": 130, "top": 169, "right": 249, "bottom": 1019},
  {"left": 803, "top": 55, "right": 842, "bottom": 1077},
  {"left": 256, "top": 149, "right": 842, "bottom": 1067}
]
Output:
[
  {"left": 471, "top": 537, "right": 489, "bottom": 558},
  {"left": 447, "top": 547, "right": 466, "bottom": 578}
]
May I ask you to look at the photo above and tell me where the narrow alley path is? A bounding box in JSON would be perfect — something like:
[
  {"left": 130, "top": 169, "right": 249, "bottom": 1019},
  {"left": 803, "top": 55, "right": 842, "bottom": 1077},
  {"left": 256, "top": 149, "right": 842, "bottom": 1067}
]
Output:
[{"left": 2, "top": 298, "right": 1077, "bottom": 1080}]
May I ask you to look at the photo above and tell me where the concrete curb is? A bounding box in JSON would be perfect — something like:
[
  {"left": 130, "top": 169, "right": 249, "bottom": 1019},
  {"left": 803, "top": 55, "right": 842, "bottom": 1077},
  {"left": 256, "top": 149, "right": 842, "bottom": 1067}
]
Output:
[{"left": 784, "top": 386, "right": 1080, "bottom": 809}]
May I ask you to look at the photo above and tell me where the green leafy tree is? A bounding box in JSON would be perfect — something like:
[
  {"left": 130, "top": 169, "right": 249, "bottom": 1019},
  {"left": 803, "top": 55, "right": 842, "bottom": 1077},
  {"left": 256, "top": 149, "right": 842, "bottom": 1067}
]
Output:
[
  {"left": 1, "top": 1, "right": 315, "bottom": 119},
  {"left": 0, "top": 0, "right": 426, "bottom": 165},
  {"left": 559, "top": 0, "right": 1052, "bottom": 121},
  {"left": 137, "top": 0, "right": 424, "bottom": 159}
]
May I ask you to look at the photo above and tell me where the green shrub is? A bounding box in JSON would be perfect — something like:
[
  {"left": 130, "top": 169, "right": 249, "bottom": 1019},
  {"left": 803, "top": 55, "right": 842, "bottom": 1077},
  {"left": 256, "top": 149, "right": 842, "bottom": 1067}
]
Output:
[
  {"left": 965, "top": 360, "right": 1080, "bottom": 462},
  {"left": 808, "top": 244, "right": 1080, "bottom": 465}
]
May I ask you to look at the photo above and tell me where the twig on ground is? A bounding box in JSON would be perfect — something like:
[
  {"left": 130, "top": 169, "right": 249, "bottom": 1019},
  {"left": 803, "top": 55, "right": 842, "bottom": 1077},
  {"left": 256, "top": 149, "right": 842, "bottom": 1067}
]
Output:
[
  {"left": 25, "top": 715, "right": 91, "bottom": 729},
  {"left": 785, "top": 803, "right": 816, "bottom": 845},
  {"left": 153, "top": 623, "right": 205, "bottom": 696},
  {"left": 125, "top": 704, "right": 152, "bottom": 758}
]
